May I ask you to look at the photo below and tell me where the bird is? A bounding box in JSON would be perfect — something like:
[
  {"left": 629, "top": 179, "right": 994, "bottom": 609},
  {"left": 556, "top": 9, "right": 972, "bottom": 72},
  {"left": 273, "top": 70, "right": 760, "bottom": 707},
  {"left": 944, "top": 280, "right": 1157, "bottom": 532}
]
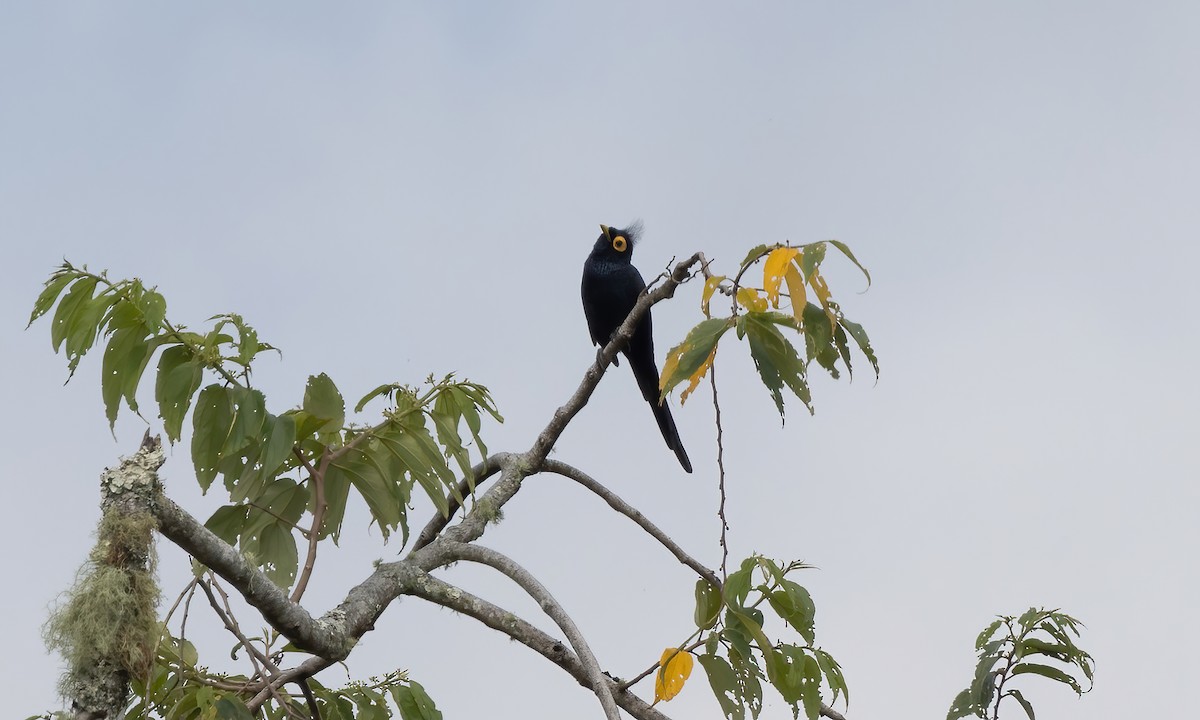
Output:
[{"left": 581, "top": 223, "right": 692, "bottom": 473}]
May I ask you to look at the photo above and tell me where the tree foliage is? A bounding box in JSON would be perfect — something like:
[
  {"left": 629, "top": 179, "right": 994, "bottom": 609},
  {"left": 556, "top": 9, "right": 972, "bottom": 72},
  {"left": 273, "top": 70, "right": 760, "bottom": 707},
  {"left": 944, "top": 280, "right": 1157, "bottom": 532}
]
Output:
[
  {"left": 27, "top": 246, "right": 1091, "bottom": 720},
  {"left": 948, "top": 608, "right": 1095, "bottom": 720}
]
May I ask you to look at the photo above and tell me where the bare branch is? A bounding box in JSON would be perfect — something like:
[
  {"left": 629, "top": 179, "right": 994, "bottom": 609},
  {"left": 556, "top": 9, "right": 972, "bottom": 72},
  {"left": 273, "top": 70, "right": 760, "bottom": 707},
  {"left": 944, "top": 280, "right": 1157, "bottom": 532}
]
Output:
[
  {"left": 246, "top": 657, "right": 334, "bottom": 712},
  {"left": 151, "top": 492, "right": 345, "bottom": 659},
  {"left": 403, "top": 570, "right": 674, "bottom": 720},
  {"left": 291, "top": 447, "right": 333, "bottom": 603},
  {"left": 541, "top": 459, "right": 721, "bottom": 589},
  {"left": 442, "top": 541, "right": 620, "bottom": 720},
  {"left": 411, "top": 453, "right": 508, "bottom": 552},
  {"left": 198, "top": 576, "right": 280, "bottom": 675}
]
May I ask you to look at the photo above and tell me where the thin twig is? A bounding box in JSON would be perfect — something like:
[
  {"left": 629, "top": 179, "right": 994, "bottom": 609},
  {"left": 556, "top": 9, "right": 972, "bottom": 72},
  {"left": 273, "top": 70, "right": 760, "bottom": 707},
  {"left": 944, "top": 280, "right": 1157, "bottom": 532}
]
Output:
[
  {"left": 199, "top": 576, "right": 295, "bottom": 713},
  {"left": 290, "top": 447, "right": 332, "bottom": 603},
  {"left": 201, "top": 575, "right": 279, "bottom": 673},
  {"left": 246, "top": 656, "right": 335, "bottom": 712},
  {"left": 710, "top": 358, "right": 729, "bottom": 579},
  {"left": 619, "top": 638, "right": 705, "bottom": 691},
  {"left": 247, "top": 501, "right": 309, "bottom": 536},
  {"left": 542, "top": 459, "right": 721, "bottom": 589},
  {"left": 298, "top": 678, "right": 322, "bottom": 720}
]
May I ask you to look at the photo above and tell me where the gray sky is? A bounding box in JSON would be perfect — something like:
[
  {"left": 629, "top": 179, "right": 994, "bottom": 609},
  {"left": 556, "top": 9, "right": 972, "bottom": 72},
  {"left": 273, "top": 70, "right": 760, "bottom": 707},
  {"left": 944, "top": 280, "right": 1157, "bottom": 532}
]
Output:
[{"left": 4, "top": 3, "right": 1197, "bottom": 718}]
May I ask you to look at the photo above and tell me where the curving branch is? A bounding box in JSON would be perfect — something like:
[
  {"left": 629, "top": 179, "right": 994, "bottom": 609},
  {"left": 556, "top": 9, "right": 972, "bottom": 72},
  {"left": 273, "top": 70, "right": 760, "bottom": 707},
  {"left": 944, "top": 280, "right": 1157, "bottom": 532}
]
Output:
[
  {"left": 411, "top": 453, "right": 509, "bottom": 552},
  {"left": 542, "top": 458, "right": 722, "bottom": 589},
  {"left": 441, "top": 541, "right": 620, "bottom": 720},
  {"left": 402, "top": 569, "right": 673, "bottom": 720}
]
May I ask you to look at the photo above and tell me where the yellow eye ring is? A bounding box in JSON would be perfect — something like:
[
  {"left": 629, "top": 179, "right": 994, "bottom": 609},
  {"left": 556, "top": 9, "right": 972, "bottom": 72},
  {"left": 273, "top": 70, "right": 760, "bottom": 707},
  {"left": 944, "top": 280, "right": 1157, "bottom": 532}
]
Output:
[{"left": 612, "top": 236, "right": 628, "bottom": 252}]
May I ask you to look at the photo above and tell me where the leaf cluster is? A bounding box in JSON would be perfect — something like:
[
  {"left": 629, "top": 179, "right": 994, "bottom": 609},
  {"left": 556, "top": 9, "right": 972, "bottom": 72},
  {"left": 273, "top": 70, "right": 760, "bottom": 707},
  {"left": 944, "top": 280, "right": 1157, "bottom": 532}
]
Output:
[
  {"left": 667, "top": 556, "right": 848, "bottom": 720},
  {"left": 128, "top": 631, "right": 441, "bottom": 720},
  {"left": 30, "top": 262, "right": 503, "bottom": 591},
  {"left": 661, "top": 242, "right": 877, "bottom": 421},
  {"left": 948, "top": 608, "right": 1094, "bottom": 720}
]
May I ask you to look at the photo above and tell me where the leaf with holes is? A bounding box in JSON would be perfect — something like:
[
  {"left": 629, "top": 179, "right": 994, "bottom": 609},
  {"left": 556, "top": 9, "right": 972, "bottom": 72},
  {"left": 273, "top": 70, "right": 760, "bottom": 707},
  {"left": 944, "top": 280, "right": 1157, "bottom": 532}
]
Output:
[{"left": 655, "top": 648, "right": 694, "bottom": 703}]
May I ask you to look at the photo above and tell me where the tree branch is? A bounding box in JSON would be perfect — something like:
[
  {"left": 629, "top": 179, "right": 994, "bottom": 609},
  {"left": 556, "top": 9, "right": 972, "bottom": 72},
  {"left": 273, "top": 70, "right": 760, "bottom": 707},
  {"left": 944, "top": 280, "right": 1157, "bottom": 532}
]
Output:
[
  {"left": 151, "top": 492, "right": 346, "bottom": 659},
  {"left": 290, "top": 447, "right": 332, "bottom": 603},
  {"left": 441, "top": 541, "right": 620, "bottom": 720},
  {"left": 411, "top": 453, "right": 509, "bottom": 552},
  {"left": 541, "top": 459, "right": 721, "bottom": 589},
  {"left": 402, "top": 569, "right": 674, "bottom": 720}
]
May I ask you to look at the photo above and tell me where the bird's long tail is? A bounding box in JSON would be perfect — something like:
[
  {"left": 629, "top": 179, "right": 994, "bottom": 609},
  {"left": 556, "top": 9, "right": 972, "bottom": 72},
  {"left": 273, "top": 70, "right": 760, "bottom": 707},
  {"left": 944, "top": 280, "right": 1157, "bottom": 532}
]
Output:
[
  {"left": 651, "top": 400, "right": 693, "bottom": 473},
  {"left": 630, "top": 353, "right": 693, "bottom": 473}
]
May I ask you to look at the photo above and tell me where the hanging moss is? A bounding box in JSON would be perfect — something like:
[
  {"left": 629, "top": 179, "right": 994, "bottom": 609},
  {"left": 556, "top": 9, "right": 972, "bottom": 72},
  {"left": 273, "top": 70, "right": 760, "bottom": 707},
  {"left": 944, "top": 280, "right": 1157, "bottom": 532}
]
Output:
[{"left": 44, "top": 510, "right": 161, "bottom": 714}]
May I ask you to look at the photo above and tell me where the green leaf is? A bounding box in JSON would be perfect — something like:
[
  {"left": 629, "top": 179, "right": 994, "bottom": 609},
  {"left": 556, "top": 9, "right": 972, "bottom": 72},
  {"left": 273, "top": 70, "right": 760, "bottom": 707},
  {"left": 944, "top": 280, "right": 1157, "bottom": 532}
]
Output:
[
  {"left": 826, "top": 239, "right": 872, "bottom": 287},
  {"left": 800, "top": 654, "right": 823, "bottom": 720},
  {"left": 695, "top": 579, "right": 722, "bottom": 629},
  {"left": 1011, "top": 662, "right": 1083, "bottom": 695},
  {"left": 772, "top": 645, "right": 806, "bottom": 705},
  {"left": 379, "top": 428, "right": 450, "bottom": 518},
  {"left": 214, "top": 696, "right": 255, "bottom": 720},
  {"left": 432, "top": 391, "right": 472, "bottom": 477},
  {"left": 1017, "top": 638, "right": 1072, "bottom": 662},
  {"left": 303, "top": 373, "right": 345, "bottom": 435},
  {"left": 139, "top": 290, "right": 167, "bottom": 334},
  {"left": 192, "top": 385, "right": 234, "bottom": 491},
  {"left": 739, "top": 244, "right": 771, "bottom": 270},
  {"left": 257, "top": 521, "right": 298, "bottom": 588},
  {"left": 355, "top": 383, "right": 399, "bottom": 413},
  {"left": 723, "top": 559, "right": 755, "bottom": 608},
  {"left": 814, "top": 648, "right": 849, "bottom": 705},
  {"left": 975, "top": 619, "right": 1004, "bottom": 650},
  {"left": 204, "top": 505, "right": 249, "bottom": 545},
  {"left": 254, "top": 414, "right": 297, "bottom": 485},
  {"left": 697, "top": 653, "right": 743, "bottom": 720},
  {"left": 28, "top": 268, "right": 77, "bottom": 328},
  {"left": 742, "top": 312, "right": 813, "bottom": 420},
  {"left": 946, "top": 688, "right": 976, "bottom": 720},
  {"left": 661, "top": 317, "right": 735, "bottom": 399},
  {"left": 101, "top": 327, "right": 155, "bottom": 428},
  {"left": 970, "top": 656, "right": 999, "bottom": 709},
  {"left": 393, "top": 681, "right": 442, "bottom": 720},
  {"left": 63, "top": 290, "right": 118, "bottom": 376},
  {"left": 1006, "top": 688, "right": 1036, "bottom": 720},
  {"left": 156, "top": 345, "right": 204, "bottom": 443},
  {"left": 799, "top": 241, "right": 826, "bottom": 281},
  {"left": 317, "top": 451, "right": 351, "bottom": 542},
  {"left": 236, "top": 324, "right": 259, "bottom": 365},
  {"left": 242, "top": 478, "right": 309, "bottom": 536},
  {"left": 838, "top": 316, "right": 879, "bottom": 379},
  {"left": 50, "top": 276, "right": 97, "bottom": 351},
  {"left": 329, "top": 444, "right": 406, "bottom": 540},
  {"left": 768, "top": 579, "right": 815, "bottom": 645},
  {"left": 727, "top": 607, "right": 779, "bottom": 684},
  {"left": 222, "top": 387, "right": 268, "bottom": 457}
]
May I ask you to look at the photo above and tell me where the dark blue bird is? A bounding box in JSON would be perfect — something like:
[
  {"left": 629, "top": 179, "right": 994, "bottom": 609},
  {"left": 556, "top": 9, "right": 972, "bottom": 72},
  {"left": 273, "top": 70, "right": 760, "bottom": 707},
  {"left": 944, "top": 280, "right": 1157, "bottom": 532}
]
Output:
[{"left": 581, "top": 223, "right": 692, "bottom": 473}]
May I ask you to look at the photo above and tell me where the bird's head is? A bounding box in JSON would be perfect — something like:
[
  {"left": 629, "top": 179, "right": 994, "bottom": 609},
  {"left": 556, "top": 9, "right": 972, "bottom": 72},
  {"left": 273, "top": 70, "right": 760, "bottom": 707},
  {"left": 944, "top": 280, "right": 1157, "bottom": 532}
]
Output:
[{"left": 592, "top": 222, "right": 643, "bottom": 262}]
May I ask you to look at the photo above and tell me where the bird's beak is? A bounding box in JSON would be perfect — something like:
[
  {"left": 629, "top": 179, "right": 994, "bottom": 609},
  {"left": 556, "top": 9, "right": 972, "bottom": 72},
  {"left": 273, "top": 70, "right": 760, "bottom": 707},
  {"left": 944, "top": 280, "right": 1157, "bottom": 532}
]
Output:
[{"left": 599, "top": 224, "right": 611, "bottom": 239}]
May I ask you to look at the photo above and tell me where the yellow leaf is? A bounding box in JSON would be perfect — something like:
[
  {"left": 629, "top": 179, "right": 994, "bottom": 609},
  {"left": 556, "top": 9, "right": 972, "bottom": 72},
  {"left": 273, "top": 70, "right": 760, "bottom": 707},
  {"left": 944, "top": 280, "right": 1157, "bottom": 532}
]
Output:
[
  {"left": 736, "top": 287, "right": 768, "bottom": 313},
  {"left": 701, "top": 275, "right": 727, "bottom": 318},
  {"left": 783, "top": 263, "right": 807, "bottom": 327},
  {"left": 808, "top": 269, "right": 838, "bottom": 330},
  {"left": 654, "top": 648, "right": 694, "bottom": 703},
  {"left": 679, "top": 347, "right": 717, "bottom": 405},
  {"left": 762, "top": 247, "right": 800, "bottom": 308}
]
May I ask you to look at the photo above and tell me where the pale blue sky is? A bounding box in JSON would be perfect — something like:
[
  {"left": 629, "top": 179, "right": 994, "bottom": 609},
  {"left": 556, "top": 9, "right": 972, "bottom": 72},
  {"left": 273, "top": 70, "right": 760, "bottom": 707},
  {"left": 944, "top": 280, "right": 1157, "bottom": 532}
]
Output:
[{"left": 4, "top": 3, "right": 1197, "bottom": 719}]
